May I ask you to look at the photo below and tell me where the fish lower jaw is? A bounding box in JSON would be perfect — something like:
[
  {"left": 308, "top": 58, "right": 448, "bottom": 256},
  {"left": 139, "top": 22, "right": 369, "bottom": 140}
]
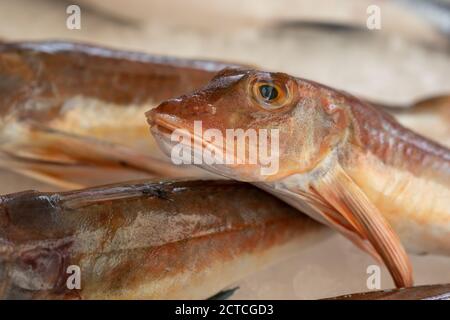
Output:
[
  {"left": 151, "top": 127, "right": 271, "bottom": 182},
  {"left": 150, "top": 127, "right": 175, "bottom": 158}
]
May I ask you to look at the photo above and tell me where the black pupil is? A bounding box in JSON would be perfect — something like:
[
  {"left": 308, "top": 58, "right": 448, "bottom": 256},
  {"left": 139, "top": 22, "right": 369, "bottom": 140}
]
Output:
[{"left": 259, "top": 85, "right": 278, "bottom": 101}]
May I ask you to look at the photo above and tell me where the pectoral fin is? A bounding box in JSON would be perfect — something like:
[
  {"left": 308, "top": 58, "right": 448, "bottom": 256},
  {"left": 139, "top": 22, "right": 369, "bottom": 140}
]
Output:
[
  {"left": 260, "top": 184, "right": 381, "bottom": 262},
  {"left": 0, "top": 151, "right": 153, "bottom": 189},
  {"left": 311, "top": 164, "right": 413, "bottom": 288},
  {"left": 0, "top": 122, "right": 191, "bottom": 188}
]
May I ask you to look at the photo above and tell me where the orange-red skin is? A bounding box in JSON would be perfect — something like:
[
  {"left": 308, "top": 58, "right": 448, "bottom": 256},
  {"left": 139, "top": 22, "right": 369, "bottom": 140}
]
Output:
[
  {"left": 148, "top": 68, "right": 450, "bottom": 264},
  {"left": 0, "top": 180, "right": 324, "bottom": 299},
  {"left": 148, "top": 67, "right": 450, "bottom": 183}
]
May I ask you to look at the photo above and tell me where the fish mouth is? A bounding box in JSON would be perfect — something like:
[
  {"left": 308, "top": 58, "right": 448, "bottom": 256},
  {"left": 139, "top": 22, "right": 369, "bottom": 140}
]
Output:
[
  {"left": 147, "top": 112, "right": 188, "bottom": 160},
  {"left": 148, "top": 112, "right": 200, "bottom": 149},
  {"left": 147, "top": 111, "right": 221, "bottom": 161},
  {"left": 147, "top": 112, "right": 263, "bottom": 181},
  {"left": 146, "top": 111, "right": 180, "bottom": 136}
]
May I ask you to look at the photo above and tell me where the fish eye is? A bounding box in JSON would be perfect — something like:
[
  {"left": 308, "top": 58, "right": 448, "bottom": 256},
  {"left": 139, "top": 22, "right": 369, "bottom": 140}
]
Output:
[
  {"left": 259, "top": 84, "right": 278, "bottom": 101},
  {"left": 250, "top": 77, "right": 292, "bottom": 110}
]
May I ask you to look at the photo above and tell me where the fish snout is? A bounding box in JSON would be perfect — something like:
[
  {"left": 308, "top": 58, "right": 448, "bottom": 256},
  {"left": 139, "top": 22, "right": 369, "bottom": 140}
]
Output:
[
  {"left": 148, "top": 93, "right": 216, "bottom": 126},
  {"left": 145, "top": 98, "right": 179, "bottom": 128}
]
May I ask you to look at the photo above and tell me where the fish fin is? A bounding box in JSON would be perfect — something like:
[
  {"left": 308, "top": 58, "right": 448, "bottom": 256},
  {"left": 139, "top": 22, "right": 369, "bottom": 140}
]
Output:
[
  {"left": 207, "top": 287, "right": 239, "bottom": 300},
  {"left": 0, "top": 122, "right": 190, "bottom": 187},
  {"left": 0, "top": 151, "right": 154, "bottom": 189},
  {"left": 311, "top": 163, "right": 413, "bottom": 288},
  {"left": 260, "top": 184, "right": 381, "bottom": 262},
  {"left": 293, "top": 188, "right": 382, "bottom": 261}
]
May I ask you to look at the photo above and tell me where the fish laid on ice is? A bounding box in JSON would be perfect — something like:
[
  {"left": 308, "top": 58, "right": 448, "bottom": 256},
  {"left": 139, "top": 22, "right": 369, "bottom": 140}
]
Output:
[
  {"left": 0, "top": 179, "right": 326, "bottom": 299},
  {"left": 148, "top": 68, "right": 450, "bottom": 288}
]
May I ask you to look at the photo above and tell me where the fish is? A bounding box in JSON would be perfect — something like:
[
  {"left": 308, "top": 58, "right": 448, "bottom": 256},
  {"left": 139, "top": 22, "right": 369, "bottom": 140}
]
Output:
[
  {"left": 147, "top": 67, "right": 450, "bottom": 288},
  {"left": 1, "top": 41, "right": 448, "bottom": 190},
  {"left": 0, "top": 41, "right": 243, "bottom": 188},
  {"left": 0, "top": 179, "right": 326, "bottom": 299},
  {"left": 325, "top": 283, "right": 450, "bottom": 300}
]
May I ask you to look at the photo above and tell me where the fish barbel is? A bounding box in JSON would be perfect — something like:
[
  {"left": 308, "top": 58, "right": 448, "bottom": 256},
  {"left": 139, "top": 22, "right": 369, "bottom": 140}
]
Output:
[
  {"left": 0, "top": 41, "right": 242, "bottom": 188},
  {"left": 0, "top": 179, "right": 326, "bottom": 299},
  {"left": 148, "top": 68, "right": 450, "bottom": 288}
]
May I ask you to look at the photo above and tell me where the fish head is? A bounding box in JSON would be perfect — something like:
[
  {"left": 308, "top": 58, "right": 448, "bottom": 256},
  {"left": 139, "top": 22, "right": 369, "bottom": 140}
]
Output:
[{"left": 147, "top": 68, "right": 350, "bottom": 181}]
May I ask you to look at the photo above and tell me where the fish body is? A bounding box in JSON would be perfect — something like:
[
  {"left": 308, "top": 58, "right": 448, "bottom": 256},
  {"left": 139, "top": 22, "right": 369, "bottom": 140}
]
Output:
[
  {"left": 148, "top": 68, "right": 450, "bottom": 287},
  {"left": 0, "top": 180, "right": 326, "bottom": 299},
  {"left": 375, "top": 95, "right": 450, "bottom": 149},
  {"left": 326, "top": 283, "right": 450, "bottom": 300},
  {"left": 336, "top": 95, "right": 450, "bottom": 256}
]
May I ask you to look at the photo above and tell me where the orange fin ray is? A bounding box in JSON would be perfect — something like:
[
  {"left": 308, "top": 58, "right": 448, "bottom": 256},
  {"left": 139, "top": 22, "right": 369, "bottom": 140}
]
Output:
[
  {"left": 0, "top": 123, "right": 195, "bottom": 188},
  {"left": 261, "top": 184, "right": 381, "bottom": 262},
  {"left": 312, "top": 164, "right": 413, "bottom": 288}
]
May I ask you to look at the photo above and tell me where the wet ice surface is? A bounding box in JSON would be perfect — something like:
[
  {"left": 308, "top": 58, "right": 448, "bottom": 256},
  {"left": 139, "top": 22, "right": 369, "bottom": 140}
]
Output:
[
  {"left": 232, "top": 235, "right": 450, "bottom": 299},
  {"left": 1, "top": 0, "right": 450, "bottom": 299}
]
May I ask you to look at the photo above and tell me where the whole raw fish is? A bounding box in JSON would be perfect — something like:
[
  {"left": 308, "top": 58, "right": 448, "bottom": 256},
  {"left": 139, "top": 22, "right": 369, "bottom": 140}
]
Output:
[
  {"left": 0, "top": 179, "right": 326, "bottom": 299},
  {"left": 148, "top": 68, "right": 450, "bottom": 288}
]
